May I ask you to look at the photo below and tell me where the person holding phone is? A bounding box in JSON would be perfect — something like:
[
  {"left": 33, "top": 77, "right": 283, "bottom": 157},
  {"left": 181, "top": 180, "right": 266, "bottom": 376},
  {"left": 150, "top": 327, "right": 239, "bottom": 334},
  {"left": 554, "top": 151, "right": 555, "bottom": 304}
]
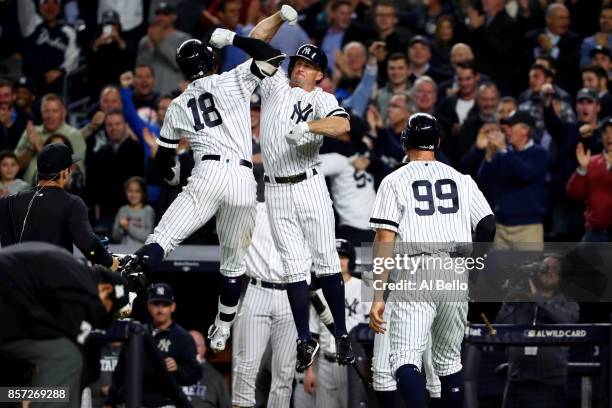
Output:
[{"left": 88, "top": 9, "right": 131, "bottom": 98}]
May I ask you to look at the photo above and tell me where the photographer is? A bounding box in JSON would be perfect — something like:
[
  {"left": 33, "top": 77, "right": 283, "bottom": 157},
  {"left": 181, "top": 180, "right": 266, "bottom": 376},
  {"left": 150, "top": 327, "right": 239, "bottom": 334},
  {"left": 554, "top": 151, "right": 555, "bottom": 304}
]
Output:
[
  {"left": 0, "top": 143, "right": 119, "bottom": 270},
  {"left": 105, "top": 283, "right": 201, "bottom": 407},
  {"left": 495, "top": 255, "right": 579, "bottom": 408},
  {"left": 0, "top": 242, "right": 128, "bottom": 408}
]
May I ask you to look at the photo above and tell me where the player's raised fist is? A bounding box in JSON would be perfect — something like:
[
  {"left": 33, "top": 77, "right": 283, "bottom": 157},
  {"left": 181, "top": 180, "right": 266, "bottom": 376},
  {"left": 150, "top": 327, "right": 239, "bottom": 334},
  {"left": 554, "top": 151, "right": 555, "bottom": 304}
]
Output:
[
  {"left": 209, "top": 28, "right": 236, "bottom": 48},
  {"left": 286, "top": 122, "right": 309, "bottom": 146},
  {"left": 280, "top": 5, "right": 298, "bottom": 25}
]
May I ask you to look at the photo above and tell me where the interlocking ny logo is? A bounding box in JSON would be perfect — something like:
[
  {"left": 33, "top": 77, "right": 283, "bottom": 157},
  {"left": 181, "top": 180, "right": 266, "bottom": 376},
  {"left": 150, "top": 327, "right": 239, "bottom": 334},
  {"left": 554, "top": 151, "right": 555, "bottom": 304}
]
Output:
[{"left": 291, "top": 101, "right": 313, "bottom": 124}]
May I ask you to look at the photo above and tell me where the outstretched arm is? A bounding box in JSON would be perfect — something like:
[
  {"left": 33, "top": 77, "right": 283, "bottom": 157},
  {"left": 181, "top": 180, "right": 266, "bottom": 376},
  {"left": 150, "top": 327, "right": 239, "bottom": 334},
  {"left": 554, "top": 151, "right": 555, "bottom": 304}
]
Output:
[
  {"left": 210, "top": 29, "right": 285, "bottom": 78},
  {"left": 249, "top": 5, "right": 298, "bottom": 41}
]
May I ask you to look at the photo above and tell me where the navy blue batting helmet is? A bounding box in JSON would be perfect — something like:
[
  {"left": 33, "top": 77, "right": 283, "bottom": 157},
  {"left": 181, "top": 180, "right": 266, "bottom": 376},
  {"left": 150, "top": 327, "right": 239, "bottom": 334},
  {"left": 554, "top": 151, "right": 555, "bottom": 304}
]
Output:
[
  {"left": 176, "top": 39, "right": 216, "bottom": 81},
  {"left": 288, "top": 44, "right": 328, "bottom": 81},
  {"left": 400, "top": 113, "right": 440, "bottom": 151},
  {"left": 336, "top": 239, "right": 356, "bottom": 271}
]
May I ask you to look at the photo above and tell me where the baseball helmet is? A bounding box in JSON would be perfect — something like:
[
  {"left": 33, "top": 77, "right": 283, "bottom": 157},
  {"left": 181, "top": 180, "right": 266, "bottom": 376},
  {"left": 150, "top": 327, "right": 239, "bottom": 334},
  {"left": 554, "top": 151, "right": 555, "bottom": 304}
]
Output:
[
  {"left": 400, "top": 113, "right": 440, "bottom": 151},
  {"left": 336, "top": 239, "right": 356, "bottom": 271},
  {"left": 288, "top": 44, "right": 328, "bottom": 80},
  {"left": 176, "top": 39, "right": 216, "bottom": 81}
]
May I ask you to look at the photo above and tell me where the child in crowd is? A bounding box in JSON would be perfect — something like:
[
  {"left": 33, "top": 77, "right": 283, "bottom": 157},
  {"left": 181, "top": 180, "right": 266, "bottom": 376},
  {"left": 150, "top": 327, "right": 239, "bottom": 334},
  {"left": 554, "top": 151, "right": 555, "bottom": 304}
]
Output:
[
  {"left": 0, "top": 150, "right": 29, "bottom": 197},
  {"left": 112, "top": 176, "right": 155, "bottom": 245}
]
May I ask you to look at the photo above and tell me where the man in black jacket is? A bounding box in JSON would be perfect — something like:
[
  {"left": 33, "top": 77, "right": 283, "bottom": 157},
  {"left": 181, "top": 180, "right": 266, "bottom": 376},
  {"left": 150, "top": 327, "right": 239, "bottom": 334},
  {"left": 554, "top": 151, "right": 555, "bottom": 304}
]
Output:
[
  {"left": 0, "top": 143, "right": 118, "bottom": 270},
  {"left": 465, "top": 0, "right": 520, "bottom": 96},
  {"left": 523, "top": 3, "right": 582, "bottom": 97},
  {"left": 106, "top": 283, "right": 201, "bottom": 407},
  {"left": 495, "top": 255, "right": 579, "bottom": 408},
  {"left": 0, "top": 242, "right": 127, "bottom": 408}
]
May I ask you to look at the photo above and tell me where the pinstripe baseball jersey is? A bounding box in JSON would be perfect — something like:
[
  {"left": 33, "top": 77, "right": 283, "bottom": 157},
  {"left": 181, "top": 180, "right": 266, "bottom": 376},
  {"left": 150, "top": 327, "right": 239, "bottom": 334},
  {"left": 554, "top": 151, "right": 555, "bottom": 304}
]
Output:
[
  {"left": 243, "top": 203, "right": 285, "bottom": 283},
  {"left": 319, "top": 153, "right": 376, "bottom": 230},
  {"left": 314, "top": 278, "right": 368, "bottom": 353},
  {"left": 258, "top": 69, "right": 349, "bottom": 176},
  {"left": 157, "top": 60, "right": 260, "bottom": 159},
  {"left": 369, "top": 161, "right": 492, "bottom": 243}
]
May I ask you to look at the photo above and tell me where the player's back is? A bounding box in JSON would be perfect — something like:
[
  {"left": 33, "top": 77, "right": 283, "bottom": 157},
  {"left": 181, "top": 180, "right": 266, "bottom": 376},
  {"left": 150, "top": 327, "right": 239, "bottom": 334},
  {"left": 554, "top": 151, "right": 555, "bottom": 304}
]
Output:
[
  {"left": 380, "top": 160, "right": 489, "bottom": 246},
  {"left": 163, "top": 61, "right": 259, "bottom": 161}
]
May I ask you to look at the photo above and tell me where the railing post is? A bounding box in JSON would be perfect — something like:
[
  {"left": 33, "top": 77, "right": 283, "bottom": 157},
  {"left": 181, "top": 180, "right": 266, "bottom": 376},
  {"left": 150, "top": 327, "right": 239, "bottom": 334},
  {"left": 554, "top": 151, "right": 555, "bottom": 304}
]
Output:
[{"left": 126, "top": 321, "right": 145, "bottom": 408}]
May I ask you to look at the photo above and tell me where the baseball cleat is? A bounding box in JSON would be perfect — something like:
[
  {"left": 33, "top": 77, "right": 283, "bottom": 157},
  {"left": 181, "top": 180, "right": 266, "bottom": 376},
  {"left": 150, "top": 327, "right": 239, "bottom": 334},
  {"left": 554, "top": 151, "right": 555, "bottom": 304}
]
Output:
[
  {"left": 335, "top": 335, "right": 355, "bottom": 365},
  {"left": 207, "top": 324, "right": 231, "bottom": 353},
  {"left": 296, "top": 338, "right": 319, "bottom": 372}
]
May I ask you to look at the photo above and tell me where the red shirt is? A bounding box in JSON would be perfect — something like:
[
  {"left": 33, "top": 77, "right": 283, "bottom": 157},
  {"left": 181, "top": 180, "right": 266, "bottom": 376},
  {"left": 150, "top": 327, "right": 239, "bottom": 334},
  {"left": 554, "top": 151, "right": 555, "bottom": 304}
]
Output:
[{"left": 566, "top": 154, "right": 612, "bottom": 230}]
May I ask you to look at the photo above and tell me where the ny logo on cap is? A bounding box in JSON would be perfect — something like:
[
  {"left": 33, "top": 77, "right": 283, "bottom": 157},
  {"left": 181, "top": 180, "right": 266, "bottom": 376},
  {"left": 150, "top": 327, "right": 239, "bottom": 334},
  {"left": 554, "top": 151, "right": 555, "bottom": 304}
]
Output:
[
  {"left": 302, "top": 46, "right": 311, "bottom": 54},
  {"left": 156, "top": 286, "right": 165, "bottom": 296}
]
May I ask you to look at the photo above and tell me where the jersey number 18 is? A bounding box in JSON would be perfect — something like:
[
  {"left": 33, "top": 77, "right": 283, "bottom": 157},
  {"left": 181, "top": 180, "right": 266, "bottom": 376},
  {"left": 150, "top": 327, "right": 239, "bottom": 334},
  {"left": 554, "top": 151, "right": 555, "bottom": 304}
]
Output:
[{"left": 187, "top": 92, "right": 223, "bottom": 131}]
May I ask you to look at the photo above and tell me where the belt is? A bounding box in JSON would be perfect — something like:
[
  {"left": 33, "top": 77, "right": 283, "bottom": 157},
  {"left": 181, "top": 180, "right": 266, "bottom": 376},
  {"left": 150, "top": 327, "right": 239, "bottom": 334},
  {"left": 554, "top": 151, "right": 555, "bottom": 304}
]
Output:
[
  {"left": 250, "top": 277, "right": 286, "bottom": 290},
  {"left": 323, "top": 352, "right": 337, "bottom": 363},
  {"left": 202, "top": 154, "right": 253, "bottom": 169},
  {"left": 264, "top": 168, "right": 317, "bottom": 184}
]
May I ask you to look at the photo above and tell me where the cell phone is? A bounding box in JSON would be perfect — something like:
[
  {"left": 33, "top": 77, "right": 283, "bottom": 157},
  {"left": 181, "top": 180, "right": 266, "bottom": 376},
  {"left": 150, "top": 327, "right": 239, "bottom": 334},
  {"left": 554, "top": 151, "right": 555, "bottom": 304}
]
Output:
[{"left": 102, "top": 24, "right": 113, "bottom": 36}]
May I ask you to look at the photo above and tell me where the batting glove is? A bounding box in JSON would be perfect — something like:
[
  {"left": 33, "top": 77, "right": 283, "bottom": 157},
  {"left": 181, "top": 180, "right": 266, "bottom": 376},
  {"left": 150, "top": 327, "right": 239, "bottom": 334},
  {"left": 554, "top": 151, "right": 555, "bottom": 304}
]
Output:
[
  {"left": 164, "top": 162, "right": 181, "bottom": 186},
  {"left": 286, "top": 121, "right": 309, "bottom": 146},
  {"left": 280, "top": 5, "right": 298, "bottom": 26},
  {"left": 209, "top": 28, "right": 236, "bottom": 48}
]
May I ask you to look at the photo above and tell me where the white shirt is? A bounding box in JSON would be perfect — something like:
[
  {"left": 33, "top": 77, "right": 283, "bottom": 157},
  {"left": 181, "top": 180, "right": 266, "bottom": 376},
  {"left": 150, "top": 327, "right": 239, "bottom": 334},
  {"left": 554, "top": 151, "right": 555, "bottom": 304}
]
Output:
[
  {"left": 98, "top": 0, "right": 144, "bottom": 31},
  {"left": 455, "top": 98, "right": 475, "bottom": 125},
  {"left": 319, "top": 153, "right": 376, "bottom": 230}
]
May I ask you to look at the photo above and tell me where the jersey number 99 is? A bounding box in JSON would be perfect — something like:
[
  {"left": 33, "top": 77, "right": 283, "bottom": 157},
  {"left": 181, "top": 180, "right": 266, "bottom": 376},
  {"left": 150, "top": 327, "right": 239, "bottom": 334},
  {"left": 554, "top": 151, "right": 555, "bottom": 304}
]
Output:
[
  {"left": 411, "top": 179, "right": 459, "bottom": 216},
  {"left": 187, "top": 92, "right": 223, "bottom": 131}
]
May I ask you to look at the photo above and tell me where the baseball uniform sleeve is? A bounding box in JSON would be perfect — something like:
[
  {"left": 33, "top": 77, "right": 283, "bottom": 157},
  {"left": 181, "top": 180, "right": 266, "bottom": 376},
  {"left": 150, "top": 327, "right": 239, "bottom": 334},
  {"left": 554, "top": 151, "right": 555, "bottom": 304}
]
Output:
[
  {"left": 467, "top": 176, "right": 493, "bottom": 230},
  {"left": 369, "top": 178, "right": 402, "bottom": 232},
  {"left": 314, "top": 91, "right": 350, "bottom": 120},
  {"left": 318, "top": 153, "right": 349, "bottom": 177},
  {"left": 259, "top": 68, "right": 288, "bottom": 100},
  {"left": 218, "top": 59, "right": 261, "bottom": 101},
  {"left": 157, "top": 102, "right": 184, "bottom": 148}
]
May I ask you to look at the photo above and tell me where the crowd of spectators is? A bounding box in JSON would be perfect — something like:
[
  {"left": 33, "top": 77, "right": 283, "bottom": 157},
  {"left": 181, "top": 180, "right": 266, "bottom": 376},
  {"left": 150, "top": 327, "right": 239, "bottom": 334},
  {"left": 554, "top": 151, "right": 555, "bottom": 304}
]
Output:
[{"left": 1, "top": 0, "right": 611, "bottom": 245}]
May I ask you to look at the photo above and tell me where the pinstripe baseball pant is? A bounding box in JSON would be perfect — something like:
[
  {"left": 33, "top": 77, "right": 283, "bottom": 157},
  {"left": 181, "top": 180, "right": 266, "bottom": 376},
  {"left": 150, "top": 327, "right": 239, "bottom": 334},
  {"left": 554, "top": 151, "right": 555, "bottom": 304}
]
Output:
[
  {"left": 146, "top": 160, "right": 257, "bottom": 277},
  {"left": 265, "top": 173, "right": 340, "bottom": 283},
  {"left": 372, "top": 302, "right": 441, "bottom": 397},
  {"left": 232, "top": 283, "right": 297, "bottom": 407},
  {"left": 315, "top": 357, "right": 348, "bottom": 408},
  {"left": 388, "top": 263, "right": 469, "bottom": 378}
]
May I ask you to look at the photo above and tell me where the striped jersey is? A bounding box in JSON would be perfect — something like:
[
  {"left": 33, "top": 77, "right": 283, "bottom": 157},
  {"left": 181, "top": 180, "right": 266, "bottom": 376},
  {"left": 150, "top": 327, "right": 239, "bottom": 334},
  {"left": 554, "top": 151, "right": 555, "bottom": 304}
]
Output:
[
  {"left": 157, "top": 60, "right": 259, "bottom": 160},
  {"left": 369, "top": 161, "right": 492, "bottom": 244},
  {"left": 311, "top": 278, "right": 369, "bottom": 353},
  {"left": 259, "top": 69, "right": 349, "bottom": 177},
  {"left": 319, "top": 153, "right": 376, "bottom": 230},
  {"left": 244, "top": 202, "right": 285, "bottom": 283}
]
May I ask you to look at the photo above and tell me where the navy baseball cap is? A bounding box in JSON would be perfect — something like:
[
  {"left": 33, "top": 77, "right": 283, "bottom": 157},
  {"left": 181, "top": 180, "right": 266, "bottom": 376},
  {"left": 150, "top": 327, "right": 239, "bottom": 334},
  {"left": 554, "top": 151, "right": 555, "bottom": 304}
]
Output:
[
  {"left": 156, "top": 1, "right": 177, "bottom": 14},
  {"left": 37, "top": 143, "right": 80, "bottom": 174},
  {"left": 147, "top": 283, "right": 175, "bottom": 304},
  {"left": 501, "top": 111, "right": 536, "bottom": 128},
  {"left": 576, "top": 88, "right": 599, "bottom": 103},
  {"left": 409, "top": 35, "right": 432, "bottom": 48},
  {"left": 589, "top": 45, "right": 611, "bottom": 59},
  {"left": 15, "top": 76, "right": 35, "bottom": 93},
  {"left": 101, "top": 9, "right": 120, "bottom": 26}
]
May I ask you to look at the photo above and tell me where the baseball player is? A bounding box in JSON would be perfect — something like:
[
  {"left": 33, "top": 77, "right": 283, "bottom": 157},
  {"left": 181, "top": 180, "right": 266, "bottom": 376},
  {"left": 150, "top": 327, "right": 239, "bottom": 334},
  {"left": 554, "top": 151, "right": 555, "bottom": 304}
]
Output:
[
  {"left": 231, "top": 202, "right": 297, "bottom": 408},
  {"left": 368, "top": 113, "right": 496, "bottom": 408},
  {"left": 248, "top": 11, "right": 354, "bottom": 372},
  {"left": 125, "top": 30, "right": 285, "bottom": 353},
  {"left": 304, "top": 239, "right": 369, "bottom": 408},
  {"left": 319, "top": 153, "right": 376, "bottom": 245},
  {"left": 372, "top": 312, "right": 442, "bottom": 407}
]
